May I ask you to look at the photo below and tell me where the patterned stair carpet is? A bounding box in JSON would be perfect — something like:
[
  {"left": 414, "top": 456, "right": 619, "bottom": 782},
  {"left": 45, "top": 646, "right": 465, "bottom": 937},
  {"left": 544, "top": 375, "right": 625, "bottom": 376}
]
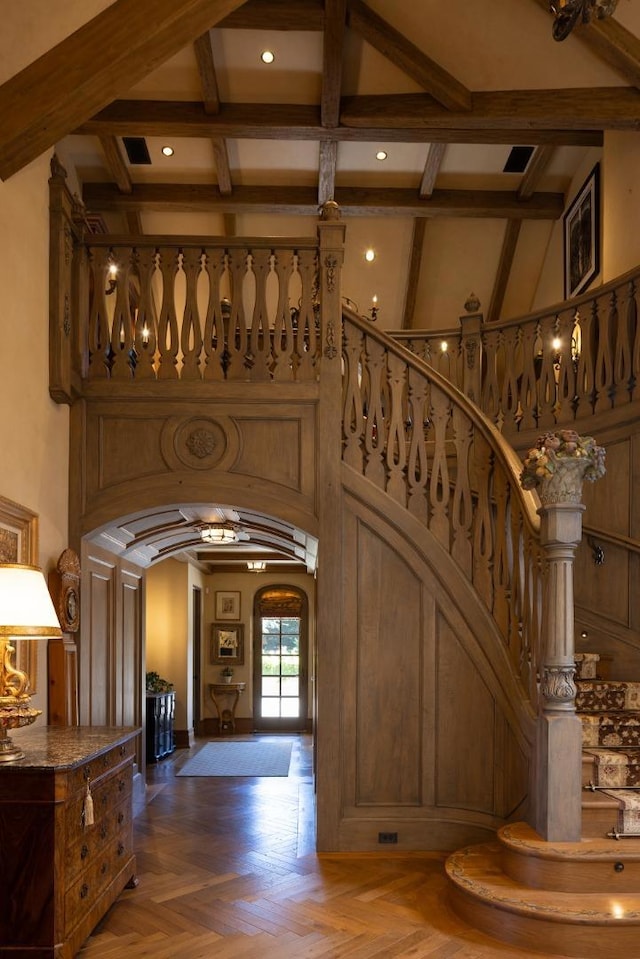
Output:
[
  {"left": 600, "top": 789, "right": 640, "bottom": 835},
  {"left": 584, "top": 747, "right": 640, "bottom": 787},
  {"left": 581, "top": 712, "right": 640, "bottom": 748},
  {"left": 176, "top": 740, "right": 293, "bottom": 777},
  {"left": 576, "top": 681, "right": 640, "bottom": 712}
]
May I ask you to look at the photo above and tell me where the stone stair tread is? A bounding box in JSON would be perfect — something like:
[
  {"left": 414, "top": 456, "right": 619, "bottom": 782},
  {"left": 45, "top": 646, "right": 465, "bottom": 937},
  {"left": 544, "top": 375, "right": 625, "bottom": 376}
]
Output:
[{"left": 446, "top": 842, "right": 640, "bottom": 922}]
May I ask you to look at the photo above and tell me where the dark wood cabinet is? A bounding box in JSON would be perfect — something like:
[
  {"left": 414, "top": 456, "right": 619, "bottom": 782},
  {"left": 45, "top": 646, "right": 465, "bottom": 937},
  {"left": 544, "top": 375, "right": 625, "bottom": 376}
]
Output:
[
  {"left": 0, "top": 725, "right": 139, "bottom": 959},
  {"left": 146, "top": 691, "right": 175, "bottom": 762}
]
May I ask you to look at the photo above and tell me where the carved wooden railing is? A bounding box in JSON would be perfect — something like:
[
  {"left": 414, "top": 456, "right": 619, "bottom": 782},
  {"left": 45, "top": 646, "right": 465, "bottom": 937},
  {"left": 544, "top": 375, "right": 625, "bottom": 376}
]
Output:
[
  {"left": 393, "top": 266, "right": 640, "bottom": 435},
  {"left": 342, "top": 307, "right": 543, "bottom": 708},
  {"left": 80, "top": 237, "right": 320, "bottom": 383}
]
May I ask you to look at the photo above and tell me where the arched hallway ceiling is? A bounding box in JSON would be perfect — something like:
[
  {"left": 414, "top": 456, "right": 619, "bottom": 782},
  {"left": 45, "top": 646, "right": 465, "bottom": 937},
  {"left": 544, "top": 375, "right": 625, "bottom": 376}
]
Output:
[
  {"left": 88, "top": 503, "right": 318, "bottom": 573},
  {"left": 4, "top": 1, "right": 640, "bottom": 327}
]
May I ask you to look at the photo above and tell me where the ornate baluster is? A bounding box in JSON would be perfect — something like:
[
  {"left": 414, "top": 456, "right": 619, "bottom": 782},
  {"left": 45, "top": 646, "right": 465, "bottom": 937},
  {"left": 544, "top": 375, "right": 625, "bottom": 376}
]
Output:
[
  {"left": 248, "top": 248, "right": 272, "bottom": 381},
  {"left": 499, "top": 326, "right": 520, "bottom": 432},
  {"left": 614, "top": 283, "right": 634, "bottom": 406},
  {"left": 109, "top": 248, "right": 135, "bottom": 380},
  {"left": 537, "top": 313, "right": 558, "bottom": 427},
  {"left": 225, "top": 249, "right": 249, "bottom": 380},
  {"left": 428, "top": 385, "right": 451, "bottom": 550},
  {"left": 156, "top": 247, "right": 180, "bottom": 379},
  {"left": 385, "top": 354, "right": 408, "bottom": 505},
  {"left": 296, "top": 250, "right": 318, "bottom": 381},
  {"left": 575, "top": 301, "right": 596, "bottom": 415},
  {"left": 471, "top": 432, "right": 494, "bottom": 610},
  {"left": 594, "top": 291, "right": 614, "bottom": 412},
  {"left": 363, "top": 335, "right": 386, "bottom": 489},
  {"left": 517, "top": 321, "right": 539, "bottom": 432},
  {"left": 492, "top": 469, "right": 511, "bottom": 636},
  {"left": 481, "top": 328, "right": 501, "bottom": 426},
  {"left": 132, "top": 248, "right": 158, "bottom": 379},
  {"left": 629, "top": 279, "right": 640, "bottom": 401},
  {"left": 342, "top": 323, "right": 365, "bottom": 472},
  {"left": 202, "top": 248, "right": 226, "bottom": 381},
  {"left": 508, "top": 505, "right": 526, "bottom": 681},
  {"left": 406, "top": 368, "right": 429, "bottom": 525},
  {"left": 450, "top": 407, "right": 473, "bottom": 575},
  {"left": 273, "top": 250, "right": 295, "bottom": 381},
  {"left": 179, "top": 247, "right": 204, "bottom": 380},
  {"left": 555, "top": 307, "right": 578, "bottom": 422},
  {"left": 87, "top": 247, "right": 112, "bottom": 380}
]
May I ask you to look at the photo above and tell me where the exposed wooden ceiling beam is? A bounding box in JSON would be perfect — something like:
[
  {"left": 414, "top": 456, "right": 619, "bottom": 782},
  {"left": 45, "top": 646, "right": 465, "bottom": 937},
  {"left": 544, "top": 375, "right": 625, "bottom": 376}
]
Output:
[
  {"left": 194, "top": 31, "right": 221, "bottom": 114},
  {"left": 322, "top": 0, "right": 347, "bottom": 128},
  {"left": 347, "top": 0, "right": 472, "bottom": 112},
  {"left": 125, "top": 211, "right": 144, "bottom": 235},
  {"left": 318, "top": 140, "right": 338, "bottom": 205},
  {"left": 340, "top": 88, "right": 640, "bottom": 130},
  {"left": 75, "top": 100, "right": 604, "bottom": 145},
  {"left": 402, "top": 218, "right": 426, "bottom": 329},
  {"left": 0, "top": 0, "right": 248, "bottom": 181},
  {"left": 530, "top": 0, "right": 640, "bottom": 89},
  {"left": 219, "top": 0, "right": 324, "bottom": 30},
  {"left": 212, "top": 137, "right": 233, "bottom": 195},
  {"left": 98, "top": 136, "right": 132, "bottom": 194},
  {"left": 419, "top": 143, "right": 446, "bottom": 198},
  {"left": 82, "top": 182, "right": 565, "bottom": 219},
  {"left": 487, "top": 220, "right": 522, "bottom": 324},
  {"left": 518, "top": 144, "right": 555, "bottom": 200}
]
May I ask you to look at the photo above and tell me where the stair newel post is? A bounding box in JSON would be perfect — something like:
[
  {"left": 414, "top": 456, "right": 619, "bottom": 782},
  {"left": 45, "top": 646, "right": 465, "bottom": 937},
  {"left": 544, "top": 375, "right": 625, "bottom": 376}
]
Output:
[
  {"left": 520, "top": 430, "right": 606, "bottom": 841},
  {"left": 315, "top": 200, "right": 346, "bottom": 850},
  {"left": 536, "top": 500, "right": 585, "bottom": 841},
  {"left": 459, "top": 297, "right": 483, "bottom": 406}
]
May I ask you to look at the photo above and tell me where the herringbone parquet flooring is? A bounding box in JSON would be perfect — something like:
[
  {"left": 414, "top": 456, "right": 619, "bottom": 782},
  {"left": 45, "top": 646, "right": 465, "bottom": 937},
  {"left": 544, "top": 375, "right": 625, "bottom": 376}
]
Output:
[{"left": 78, "top": 735, "right": 567, "bottom": 959}]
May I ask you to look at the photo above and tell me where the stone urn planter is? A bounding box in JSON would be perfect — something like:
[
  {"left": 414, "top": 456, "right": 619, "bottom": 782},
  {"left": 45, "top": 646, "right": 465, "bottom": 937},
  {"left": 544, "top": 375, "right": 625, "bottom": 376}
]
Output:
[{"left": 520, "top": 429, "right": 606, "bottom": 505}]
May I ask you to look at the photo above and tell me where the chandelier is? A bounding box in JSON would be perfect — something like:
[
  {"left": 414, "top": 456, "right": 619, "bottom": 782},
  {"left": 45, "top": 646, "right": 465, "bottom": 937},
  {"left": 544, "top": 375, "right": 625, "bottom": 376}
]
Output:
[
  {"left": 200, "top": 525, "right": 238, "bottom": 545},
  {"left": 247, "top": 561, "right": 266, "bottom": 572},
  {"left": 549, "top": 0, "right": 618, "bottom": 41}
]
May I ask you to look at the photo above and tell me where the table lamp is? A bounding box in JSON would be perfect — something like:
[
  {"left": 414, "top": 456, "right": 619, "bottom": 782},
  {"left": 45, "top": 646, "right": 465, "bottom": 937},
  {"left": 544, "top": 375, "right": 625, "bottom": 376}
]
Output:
[{"left": 0, "top": 563, "right": 62, "bottom": 762}]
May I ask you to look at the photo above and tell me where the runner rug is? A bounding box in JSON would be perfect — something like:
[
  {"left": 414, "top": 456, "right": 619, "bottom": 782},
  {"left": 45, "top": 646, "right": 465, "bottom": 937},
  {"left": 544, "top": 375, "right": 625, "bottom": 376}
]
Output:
[{"left": 176, "top": 740, "right": 292, "bottom": 777}]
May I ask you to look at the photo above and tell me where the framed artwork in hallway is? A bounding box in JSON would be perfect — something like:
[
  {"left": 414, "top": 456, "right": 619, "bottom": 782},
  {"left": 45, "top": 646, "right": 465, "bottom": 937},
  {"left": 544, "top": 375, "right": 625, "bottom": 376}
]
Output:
[
  {"left": 564, "top": 163, "right": 600, "bottom": 299},
  {"left": 0, "top": 494, "right": 39, "bottom": 689},
  {"left": 211, "top": 623, "right": 245, "bottom": 665},
  {"left": 215, "top": 590, "right": 241, "bottom": 620}
]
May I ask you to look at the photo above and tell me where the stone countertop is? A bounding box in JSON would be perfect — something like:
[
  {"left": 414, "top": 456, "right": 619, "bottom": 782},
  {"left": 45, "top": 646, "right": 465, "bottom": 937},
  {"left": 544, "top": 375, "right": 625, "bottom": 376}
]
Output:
[{"left": 4, "top": 725, "right": 140, "bottom": 770}]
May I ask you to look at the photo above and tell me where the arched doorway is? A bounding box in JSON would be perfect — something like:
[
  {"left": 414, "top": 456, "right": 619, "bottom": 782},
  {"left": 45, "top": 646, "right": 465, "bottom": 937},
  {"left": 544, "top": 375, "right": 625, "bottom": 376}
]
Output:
[{"left": 252, "top": 585, "right": 310, "bottom": 732}]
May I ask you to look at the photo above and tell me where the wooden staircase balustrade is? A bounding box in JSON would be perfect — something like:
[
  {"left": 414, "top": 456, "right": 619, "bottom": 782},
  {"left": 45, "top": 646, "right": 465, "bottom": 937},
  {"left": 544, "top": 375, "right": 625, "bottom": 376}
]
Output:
[{"left": 393, "top": 265, "right": 640, "bottom": 437}]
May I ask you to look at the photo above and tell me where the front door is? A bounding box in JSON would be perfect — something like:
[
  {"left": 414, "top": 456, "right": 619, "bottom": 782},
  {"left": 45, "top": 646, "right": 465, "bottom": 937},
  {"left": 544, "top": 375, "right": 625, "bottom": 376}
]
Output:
[{"left": 252, "top": 586, "right": 308, "bottom": 731}]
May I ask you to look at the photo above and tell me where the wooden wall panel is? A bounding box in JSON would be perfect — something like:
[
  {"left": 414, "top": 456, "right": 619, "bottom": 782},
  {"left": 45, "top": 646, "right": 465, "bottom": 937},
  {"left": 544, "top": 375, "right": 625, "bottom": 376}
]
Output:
[
  {"left": 575, "top": 539, "right": 629, "bottom": 626},
  {"left": 231, "top": 417, "right": 303, "bottom": 491},
  {"left": 436, "top": 615, "right": 496, "bottom": 813},
  {"left": 354, "top": 521, "right": 423, "bottom": 806},
  {"left": 118, "top": 566, "right": 144, "bottom": 729},
  {"left": 81, "top": 552, "right": 114, "bottom": 726}
]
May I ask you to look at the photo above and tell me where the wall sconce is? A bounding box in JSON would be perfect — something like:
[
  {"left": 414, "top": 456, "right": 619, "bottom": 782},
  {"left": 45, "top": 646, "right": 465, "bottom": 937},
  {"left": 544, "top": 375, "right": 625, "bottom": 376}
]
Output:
[
  {"left": 368, "top": 296, "right": 379, "bottom": 322},
  {"left": 549, "top": 0, "right": 618, "bottom": 42},
  {"left": 105, "top": 262, "right": 118, "bottom": 296},
  {"left": 247, "top": 561, "right": 266, "bottom": 572},
  {"left": 0, "top": 564, "right": 62, "bottom": 762},
  {"left": 200, "top": 525, "right": 238, "bottom": 545}
]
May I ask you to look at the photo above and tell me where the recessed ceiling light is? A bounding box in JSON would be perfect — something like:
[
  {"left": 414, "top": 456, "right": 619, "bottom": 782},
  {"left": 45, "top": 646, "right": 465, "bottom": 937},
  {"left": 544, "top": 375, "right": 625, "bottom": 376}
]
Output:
[
  {"left": 261, "top": 50, "right": 275, "bottom": 64},
  {"left": 376, "top": 151, "right": 388, "bottom": 161},
  {"left": 365, "top": 248, "right": 376, "bottom": 262},
  {"left": 161, "top": 145, "right": 174, "bottom": 157}
]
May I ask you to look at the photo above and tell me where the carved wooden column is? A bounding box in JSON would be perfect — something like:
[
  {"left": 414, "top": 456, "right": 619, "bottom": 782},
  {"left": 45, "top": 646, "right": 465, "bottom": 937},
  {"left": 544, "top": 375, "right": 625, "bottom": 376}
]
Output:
[
  {"left": 524, "top": 432, "right": 606, "bottom": 841},
  {"left": 315, "top": 200, "right": 346, "bottom": 850}
]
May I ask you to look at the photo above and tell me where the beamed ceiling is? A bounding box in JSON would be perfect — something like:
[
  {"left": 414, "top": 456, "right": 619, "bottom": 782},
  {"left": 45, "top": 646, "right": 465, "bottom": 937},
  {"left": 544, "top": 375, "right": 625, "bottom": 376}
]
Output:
[{"left": 3, "top": 0, "right": 640, "bottom": 569}]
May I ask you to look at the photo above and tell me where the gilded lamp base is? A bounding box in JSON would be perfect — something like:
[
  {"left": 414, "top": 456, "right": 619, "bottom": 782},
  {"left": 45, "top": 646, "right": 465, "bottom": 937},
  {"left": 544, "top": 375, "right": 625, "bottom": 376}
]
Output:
[{"left": 0, "top": 697, "right": 42, "bottom": 762}]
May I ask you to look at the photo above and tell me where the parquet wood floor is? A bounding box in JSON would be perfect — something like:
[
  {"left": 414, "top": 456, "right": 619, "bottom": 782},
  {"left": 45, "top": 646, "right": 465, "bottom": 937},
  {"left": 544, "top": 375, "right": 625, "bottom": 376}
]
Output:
[{"left": 78, "top": 735, "right": 571, "bottom": 959}]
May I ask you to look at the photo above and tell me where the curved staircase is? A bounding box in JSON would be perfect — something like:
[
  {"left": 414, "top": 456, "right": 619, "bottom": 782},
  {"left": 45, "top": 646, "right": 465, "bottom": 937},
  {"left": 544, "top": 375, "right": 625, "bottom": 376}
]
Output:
[{"left": 446, "top": 652, "right": 640, "bottom": 957}]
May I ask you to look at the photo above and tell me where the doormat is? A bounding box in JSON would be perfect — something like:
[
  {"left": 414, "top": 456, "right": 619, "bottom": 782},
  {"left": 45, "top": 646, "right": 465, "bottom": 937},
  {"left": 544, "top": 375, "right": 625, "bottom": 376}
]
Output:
[{"left": 176, "top": 740, "right": 292, "bottom": 777}]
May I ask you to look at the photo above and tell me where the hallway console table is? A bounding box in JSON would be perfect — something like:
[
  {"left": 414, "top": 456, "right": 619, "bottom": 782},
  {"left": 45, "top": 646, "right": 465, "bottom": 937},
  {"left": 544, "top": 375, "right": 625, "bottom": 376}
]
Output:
[
  {"left": 0, "top": 725, "right": 139, "bottom": 958},
  {"left": 209, "top": 682, "right": 246, "bottom": 733}
]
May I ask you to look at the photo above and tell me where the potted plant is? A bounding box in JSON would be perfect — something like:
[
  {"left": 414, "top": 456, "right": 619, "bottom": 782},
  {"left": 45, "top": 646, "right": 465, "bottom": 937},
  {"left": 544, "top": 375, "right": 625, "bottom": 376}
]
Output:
[
  {"left": 221, "top": 665, "right": 234, "bottom": 684},
  {"left": 145, "top": 671, "right": 174, "bottom": 693}
]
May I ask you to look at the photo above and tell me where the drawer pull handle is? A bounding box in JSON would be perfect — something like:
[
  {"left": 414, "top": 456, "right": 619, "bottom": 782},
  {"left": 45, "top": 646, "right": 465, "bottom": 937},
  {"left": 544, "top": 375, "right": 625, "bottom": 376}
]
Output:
[
  {"left": 117, "top": 812, "right": 124, "bottom": 825},
  {"left": 101, "top": 862, "right": 108, "bottom": 875},
  {"left": 100, "top": 826, "right": 107, "bottom": 840},
  {"left": 80, "top": 844, "right": 89, "bottom": 860},
  {"left": 120, "top": 745, "right": 126, "bottom": 756},
  {"left": 83, "top": 766, "right": 91, "bottom": 781},
  {"left": 118, "top": 843, "right": 125, "bottom": 857},
  {"left": 80, "top": 884, "right": 89, "bottom": 899},
  {"left": 118, "top": 779, "right": 125, "bottom": 792},
  {"left": 103, "top": 755, "right": 109, "bottom": 767},
  {"left": 102, "top": 793, "right": 108, "bottom": 806}
]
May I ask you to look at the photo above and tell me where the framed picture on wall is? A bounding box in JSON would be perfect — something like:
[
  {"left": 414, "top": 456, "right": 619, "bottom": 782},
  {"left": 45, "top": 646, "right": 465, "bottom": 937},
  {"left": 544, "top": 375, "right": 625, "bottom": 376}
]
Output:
[
  {"left": 210, "top": 623, "right": 244, "bottom": 665},
  {"left": 564, "top": 163, "right": 600, "bottom": 299},
  {"left": 0, "top": 494, "right": 39, "bottom": 691},
  {"left": 215, "top": 590, "right": 241, "bottom": 621}
]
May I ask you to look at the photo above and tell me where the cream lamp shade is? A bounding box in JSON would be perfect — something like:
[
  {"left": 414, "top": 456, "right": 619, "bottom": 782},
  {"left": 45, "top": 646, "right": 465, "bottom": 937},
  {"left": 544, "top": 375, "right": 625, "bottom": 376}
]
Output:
[{"left": 0, "top": 564, "right": 62, "bottom": 638}]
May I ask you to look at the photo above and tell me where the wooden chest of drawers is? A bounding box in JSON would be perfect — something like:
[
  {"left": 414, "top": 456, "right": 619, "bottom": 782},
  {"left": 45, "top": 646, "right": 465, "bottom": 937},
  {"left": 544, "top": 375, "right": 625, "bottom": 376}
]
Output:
[{"left": 0, "top": 726, "right": 139, "bottom": 958}]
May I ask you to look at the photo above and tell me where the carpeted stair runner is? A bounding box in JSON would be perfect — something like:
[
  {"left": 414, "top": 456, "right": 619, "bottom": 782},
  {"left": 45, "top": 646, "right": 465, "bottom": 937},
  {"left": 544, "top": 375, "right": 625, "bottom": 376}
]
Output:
[{"left": 576, "top": 656, "right": 640, "bottom": 836}]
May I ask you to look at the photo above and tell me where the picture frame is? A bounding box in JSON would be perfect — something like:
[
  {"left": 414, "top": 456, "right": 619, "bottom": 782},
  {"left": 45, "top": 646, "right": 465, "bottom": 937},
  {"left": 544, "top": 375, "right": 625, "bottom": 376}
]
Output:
[
  {"left": 0, "top": 494, "right": 39, "bottom": 690},
  {"left": 215, "top": 589, "right": 241, "bottom": 621},
  {"left": 563, "top": 163, "right": 600, "bottom": 299},
  {"left": 210, "top": 623, "right": 244, "bottom": 665}
]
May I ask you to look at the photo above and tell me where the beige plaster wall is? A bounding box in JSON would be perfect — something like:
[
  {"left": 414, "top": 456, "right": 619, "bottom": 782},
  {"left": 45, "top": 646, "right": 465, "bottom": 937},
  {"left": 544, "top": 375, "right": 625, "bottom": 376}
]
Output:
[
  {"left": 145, "top": 559, "right": 190, "bottom": 730},
  {"left": 601, "top": 131, "right": 640, "bottom": 282}
]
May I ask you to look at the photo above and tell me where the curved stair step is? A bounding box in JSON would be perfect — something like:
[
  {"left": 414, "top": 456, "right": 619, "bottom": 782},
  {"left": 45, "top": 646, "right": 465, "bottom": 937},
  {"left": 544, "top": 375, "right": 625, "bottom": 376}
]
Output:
[{"left": 446, "top": 838, "right": 640, "bottom": 958}]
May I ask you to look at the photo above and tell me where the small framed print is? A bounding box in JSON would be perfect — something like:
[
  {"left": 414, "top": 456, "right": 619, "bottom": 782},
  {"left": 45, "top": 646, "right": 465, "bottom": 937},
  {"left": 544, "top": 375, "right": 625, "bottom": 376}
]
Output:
[
  {"left": 210, "top": 623, "right": 244, "bottom": 665},
  {"left": 564, "top": 163, "right": 600, "bottom": 299},
  {"left": 0, "top": 494, "right": 39, "bottom": 691},
  {"left": 215, "top": 590, "right": 241, "bottom": 621}
]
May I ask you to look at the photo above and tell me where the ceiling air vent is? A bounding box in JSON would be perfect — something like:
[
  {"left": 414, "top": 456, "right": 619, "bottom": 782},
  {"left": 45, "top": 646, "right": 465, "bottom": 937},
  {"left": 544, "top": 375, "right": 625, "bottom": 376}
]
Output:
[
  {"left": 503, "top": 146, "right": 534, "bottom": 174},
  {"left": 122, "top": 137, "right": 152, "bottom": 165}
]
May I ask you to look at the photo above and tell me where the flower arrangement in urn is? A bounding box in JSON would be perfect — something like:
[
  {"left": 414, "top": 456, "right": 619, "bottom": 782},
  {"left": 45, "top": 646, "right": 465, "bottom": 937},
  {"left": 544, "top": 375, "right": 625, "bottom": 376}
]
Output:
[{"left": 520, "top": 429, "right": 606, "bottom": 504}]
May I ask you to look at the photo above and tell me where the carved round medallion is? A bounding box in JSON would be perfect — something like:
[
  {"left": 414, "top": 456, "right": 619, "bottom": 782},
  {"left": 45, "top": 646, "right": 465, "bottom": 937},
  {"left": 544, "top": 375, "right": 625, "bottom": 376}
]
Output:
[{"left": 173, "top": 418, "right": 227, "bottom": 470}]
